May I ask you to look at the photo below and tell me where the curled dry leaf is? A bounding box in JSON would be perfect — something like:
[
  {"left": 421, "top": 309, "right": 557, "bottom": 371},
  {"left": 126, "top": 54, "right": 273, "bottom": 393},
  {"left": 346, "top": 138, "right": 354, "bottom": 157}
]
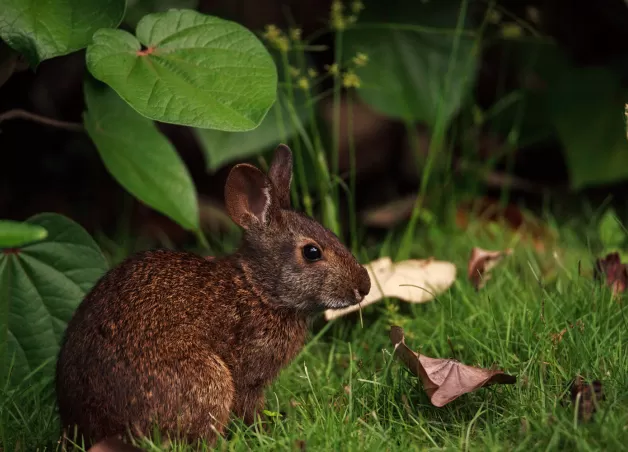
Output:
[
  {"left": 389, "top": 326, "right": 516, "bottom": 407},
  {"left": 468, "top": 247, "right": 513, "bottom": 290},
  {"left": 594, "top": 252, "right": 627, "bottom": 295},
  {"left": 567, "top": 376, "right": 604, "bottom": 422},
  {"left": 324, "top": 257, "right": 456, "bottom": 320}
]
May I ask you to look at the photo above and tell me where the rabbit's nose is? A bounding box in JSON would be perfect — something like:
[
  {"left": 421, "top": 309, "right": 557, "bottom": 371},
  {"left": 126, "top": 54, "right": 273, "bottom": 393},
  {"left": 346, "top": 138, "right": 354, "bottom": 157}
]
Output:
[{"left": 357, "top": 275, "right": 371, "bottom": 298}]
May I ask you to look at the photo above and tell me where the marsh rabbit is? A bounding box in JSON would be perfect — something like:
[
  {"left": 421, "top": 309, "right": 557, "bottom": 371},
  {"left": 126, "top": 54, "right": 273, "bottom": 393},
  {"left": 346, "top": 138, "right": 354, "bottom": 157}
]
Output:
[{"left": 55, "top": 144, "right": 371, "bottom": 447}]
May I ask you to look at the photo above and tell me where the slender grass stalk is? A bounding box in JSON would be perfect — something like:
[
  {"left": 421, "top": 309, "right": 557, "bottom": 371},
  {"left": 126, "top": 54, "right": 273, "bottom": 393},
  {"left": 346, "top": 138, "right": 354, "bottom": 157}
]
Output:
[
  {"left": 397, "top": 0, "right": 470, "bottom": 261},
  {"left": 347, "top": 91, "right": 358, "bottom": 253},
  {"left": 280, "top": 51, "right": 313, "bottom": 217},
  {"left": 293, "top": 43, "right": 339, "bottom": 231},
  {"left": 194, "top": 228, "right": 210, "bottom": 251},
  {"left": 332, "top": 29, "right": 344, "bottom": 206},
  {"left": 272, "top": 83, "right": 301, "bottom": 210}
]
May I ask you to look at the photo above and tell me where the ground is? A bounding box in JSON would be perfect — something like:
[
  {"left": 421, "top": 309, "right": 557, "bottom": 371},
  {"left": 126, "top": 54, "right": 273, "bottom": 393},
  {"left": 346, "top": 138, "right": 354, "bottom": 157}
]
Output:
[{"left": 2, "top": 215, "right": 627, "bottom": 451}]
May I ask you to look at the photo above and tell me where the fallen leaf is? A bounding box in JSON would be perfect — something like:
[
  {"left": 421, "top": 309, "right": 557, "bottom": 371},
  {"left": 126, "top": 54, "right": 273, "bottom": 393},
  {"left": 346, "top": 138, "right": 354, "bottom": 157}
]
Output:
[
  {"left": 324, "top": 257, "right": 456, "bottom": 320},
  {"left": 468, "top": 247, "right": 513, "bottom": 290},
  {"left": 389, "top": 326, "right": 516, "bottom": 407},
  {"left": 567, "top": 376, "right": 604, "bottom": 422},
  {"left": 594, "top": 252, "right": 628, "bottom": 295}
]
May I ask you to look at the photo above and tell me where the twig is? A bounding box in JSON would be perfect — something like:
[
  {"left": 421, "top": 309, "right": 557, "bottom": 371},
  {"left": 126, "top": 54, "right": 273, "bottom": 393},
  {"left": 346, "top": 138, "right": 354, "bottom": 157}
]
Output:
[
  {"left": 0, "top": 109, "right": 84, "bottom": 132},
  {"left": 447, "top": 336, "right": 457, "bottom": 360}
]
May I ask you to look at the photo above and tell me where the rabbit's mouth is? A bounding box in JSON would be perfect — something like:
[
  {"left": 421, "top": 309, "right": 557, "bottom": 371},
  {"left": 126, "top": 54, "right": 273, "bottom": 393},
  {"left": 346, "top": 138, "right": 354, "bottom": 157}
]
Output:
[
  {"left": 325, "top": 299, "right": 355, "bottom": 310},
  {"left": 324, "top": 290, "right": 363, "bottom": 310}
]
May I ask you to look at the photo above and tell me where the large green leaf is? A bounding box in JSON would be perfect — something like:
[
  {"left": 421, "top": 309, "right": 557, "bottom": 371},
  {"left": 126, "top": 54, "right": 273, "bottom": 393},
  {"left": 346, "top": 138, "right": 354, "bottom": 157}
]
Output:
[
  {"left": 0, "top": 220, "right": 47, "bottom": 248},
  {"left": 548, "top": 67, "right": 628, "bottom": 189},
  {"left": 195, "top": 61, "right": 311, "bottom": 171},
  {"left": 86, "top": 9, "right": 278, "bottom": 131},
  {"left": 0, "top": 0, "right": 125, "bottom": 67},
  {"left": 83, "top": 77, "right": 200, "bottom": 231},
  {"left": 343, "top": 0, "right": 478, "bottom": 126},
  {"left": 0, "top": 213, "right": 109, "bottom": 383},
  {"left": 485, "top": 41, "right": 567, "bottom": 148}
]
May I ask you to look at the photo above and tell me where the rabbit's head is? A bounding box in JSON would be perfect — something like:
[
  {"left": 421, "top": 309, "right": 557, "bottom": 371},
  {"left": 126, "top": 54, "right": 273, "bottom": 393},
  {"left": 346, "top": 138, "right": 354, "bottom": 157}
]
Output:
[{"left": 225, "top": 145, "right": 371, "bottom": 313}]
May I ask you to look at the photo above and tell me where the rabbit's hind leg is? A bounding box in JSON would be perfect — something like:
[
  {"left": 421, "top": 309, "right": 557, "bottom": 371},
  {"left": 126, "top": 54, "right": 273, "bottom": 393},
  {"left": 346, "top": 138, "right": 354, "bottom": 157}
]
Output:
[{"left": 138, "top": 351, "right": 235, "bottom": 447}]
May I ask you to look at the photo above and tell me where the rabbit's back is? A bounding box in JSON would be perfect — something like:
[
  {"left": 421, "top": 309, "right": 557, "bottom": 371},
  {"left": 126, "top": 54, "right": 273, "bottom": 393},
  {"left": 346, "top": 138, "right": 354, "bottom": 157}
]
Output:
[{"left": 56, "top": 249, "right": 237, "bottom": 444}]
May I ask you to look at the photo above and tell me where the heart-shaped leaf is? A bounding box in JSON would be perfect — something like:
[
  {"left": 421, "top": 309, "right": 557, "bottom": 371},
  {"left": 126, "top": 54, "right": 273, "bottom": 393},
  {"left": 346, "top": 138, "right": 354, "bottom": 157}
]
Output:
[
  {"left": 343, "top": 1, "right": 478, "bottom": 126},
  {"left": 83, "top": 77, "right": 200, "bottom": 231},
  {"left": 485, "top": 40, "right": 566, "bottom": 149},
  {"left": 548, "top": 67, "right": 628, "bottom": 189},
  {"left": 194, "top": 49, "right": 313, "bottom": 170},
  {"left": 195, "top": 84, "right": 309, "bottom": 171},
  {"left": 0, "top": 0, "right": 125, "bottom": 67},
  {"left": 86, "top": 9, "right": 278, "bottom": 131},
  {"left": 0, "top": 220, "right": 47, "bottom": 248},
  {"left": 0, "top": 213, "right": 109, "bottom": 384}
]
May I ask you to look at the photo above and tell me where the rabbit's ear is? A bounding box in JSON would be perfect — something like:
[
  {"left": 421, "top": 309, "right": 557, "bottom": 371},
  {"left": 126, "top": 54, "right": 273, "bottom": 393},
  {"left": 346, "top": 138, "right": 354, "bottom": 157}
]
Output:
[
  {"left": 225, "top": 163, "right": 277, "bottom": 229},
  {"left": 268, "top": 144, "right": 292, "bottom": 209}
]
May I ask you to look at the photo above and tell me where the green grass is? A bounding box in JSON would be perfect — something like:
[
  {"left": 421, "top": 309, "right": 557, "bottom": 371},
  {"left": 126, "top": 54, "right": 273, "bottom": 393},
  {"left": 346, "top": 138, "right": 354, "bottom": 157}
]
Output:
[{"left": 2, "top": 214, "right": 627, "bottom": 451}]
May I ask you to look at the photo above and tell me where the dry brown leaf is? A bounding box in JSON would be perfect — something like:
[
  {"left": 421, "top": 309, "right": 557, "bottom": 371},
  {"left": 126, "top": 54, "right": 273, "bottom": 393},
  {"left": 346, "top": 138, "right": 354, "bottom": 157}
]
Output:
[
  {"left": 594, "top": 252, "right": 628, "bottom": 296},
  {"left": 324, "top": 257, "right": 456, "bottom": 320},
  {"left": 467, "top": 247, "right": 513, "bottom": 290},
  {"left": 389, "top": 326, "right": 516, "bottom": 407},
  {"left": 568, "top": 376, "right": 604, "bottom": 422}
]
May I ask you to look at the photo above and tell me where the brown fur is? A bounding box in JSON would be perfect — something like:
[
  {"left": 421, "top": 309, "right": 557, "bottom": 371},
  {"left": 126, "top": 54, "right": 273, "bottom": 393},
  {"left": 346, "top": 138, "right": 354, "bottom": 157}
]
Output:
[{"left": 55, "top": 145, "right": 371, "bottom": 447}]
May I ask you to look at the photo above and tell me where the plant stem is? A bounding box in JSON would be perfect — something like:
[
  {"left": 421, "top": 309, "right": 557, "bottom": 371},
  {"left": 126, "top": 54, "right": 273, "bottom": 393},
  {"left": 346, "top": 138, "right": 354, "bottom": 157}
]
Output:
[
  {"left": 347, "top": 92, "right": 358, "bottom": 254},
  {"left": 0, "top": 109, "right": 84, "bottom": 132},
  {"left": 332, "top": 29, "right": 343, "bottom": 203},
  {"left": 194, "top": 228, "right": 210, "bottom": 251},
  {"left": 281, "top": 51, "right": 313, "bottom": 217},
  {"left": 273, "top": 87, "right": 301, "bottom": 210},
  {"left": 294, "top": 44, "right": 332, "bottom": 227},
  {"left": 397, "top": 0, "right": 470, "bottom": 261}
]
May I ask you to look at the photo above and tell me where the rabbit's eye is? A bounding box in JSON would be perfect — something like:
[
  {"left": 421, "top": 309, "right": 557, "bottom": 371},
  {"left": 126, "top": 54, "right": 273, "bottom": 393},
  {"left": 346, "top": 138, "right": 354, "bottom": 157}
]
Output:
[{"left": 302, "top": 244, "right": 322, "bottom": 261}]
